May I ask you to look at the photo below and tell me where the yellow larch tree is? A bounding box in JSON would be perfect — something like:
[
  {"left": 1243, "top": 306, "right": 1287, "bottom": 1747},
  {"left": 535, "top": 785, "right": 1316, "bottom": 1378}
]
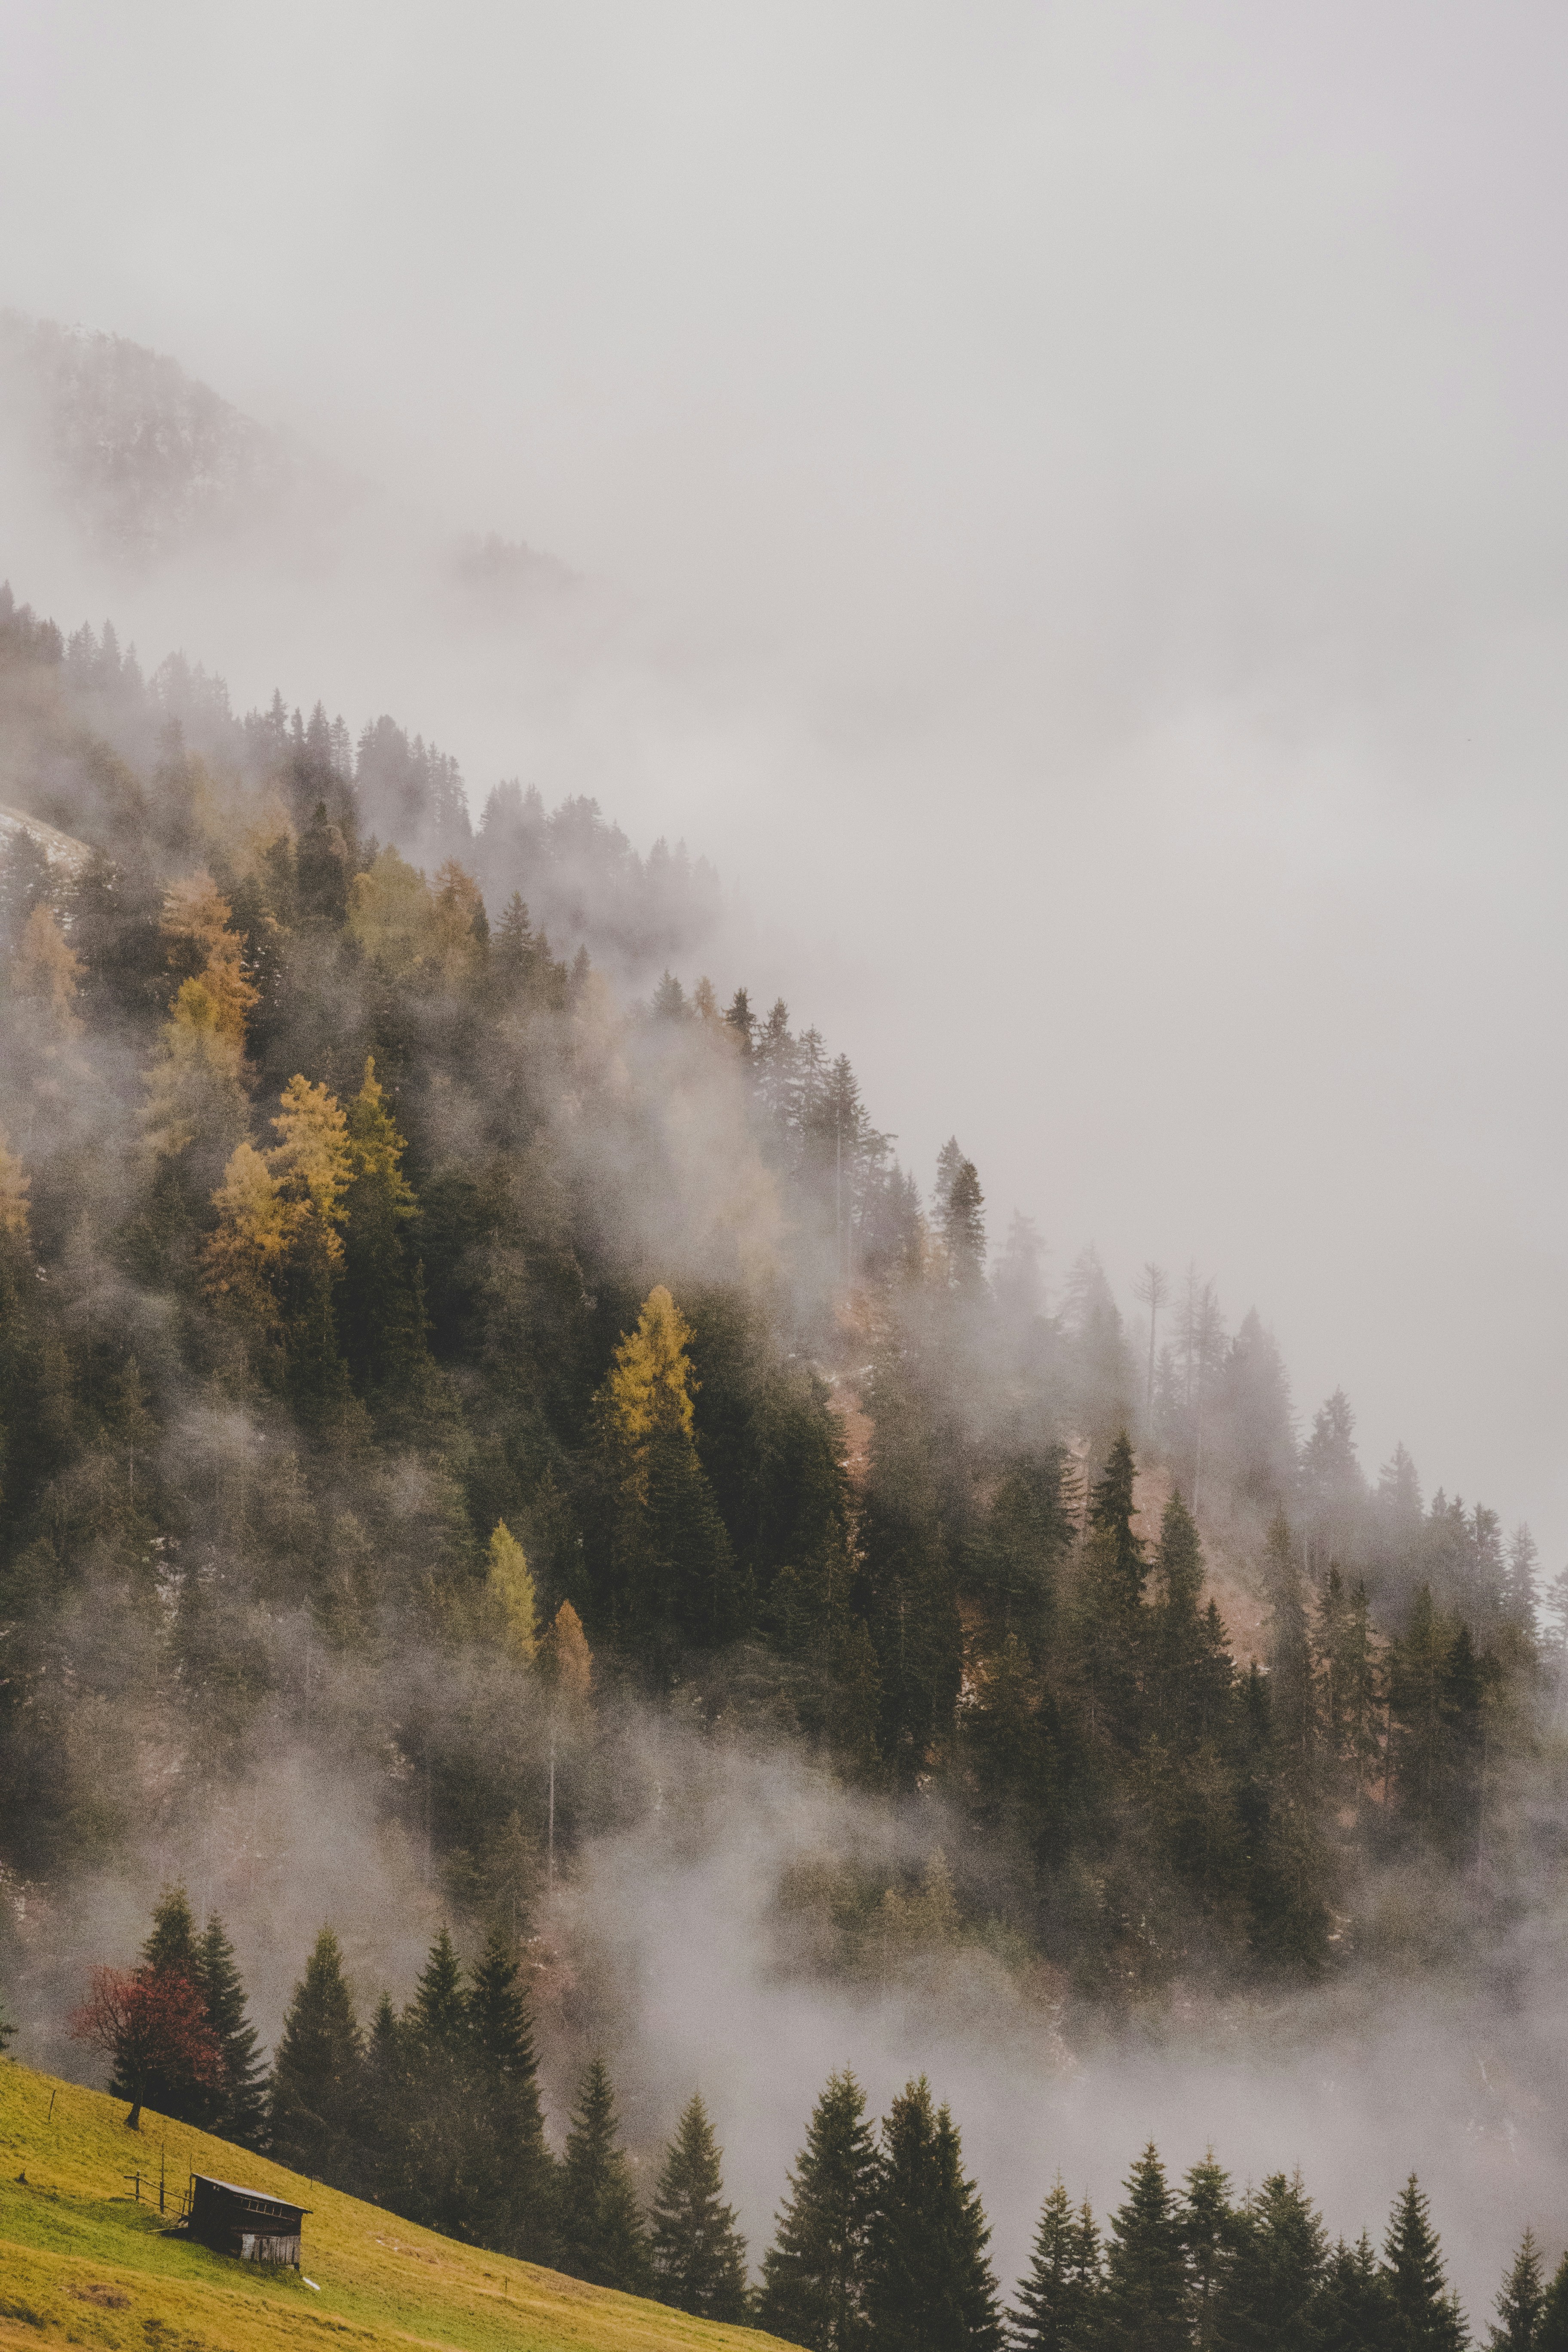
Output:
[
  {"left": 603, "top": 1284, "right": 697, "bottom": 1452},
  {"left": 487, "top": 1521, "right": 539, "bottom": 1666},
  {"left": 14, "top": 904, "right": 83, "bottom": 1039}
]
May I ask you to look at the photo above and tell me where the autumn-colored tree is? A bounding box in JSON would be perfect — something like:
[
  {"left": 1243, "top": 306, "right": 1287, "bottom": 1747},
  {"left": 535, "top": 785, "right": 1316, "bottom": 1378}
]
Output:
[
  {"left": 542, "top": 1599, "right": 594, "bottom": 1703},
  {"left": 590, "top": 1286, "right": 746, "bottom": 1654},
  {"left": 70, "top": 1963, "right": 222, "bottom": 2131},
  {"left": 340, "top": 1056, "right": 430, "bottom": 1412},
  {"left": 14, "top": 902, "right": 83, "bottom": 1038},
  {"left": 160, "top": 870, "right": 258, "bottom": 1044},
  {"left": 0, "top": 1127, "right": 29, "bottom": 1237},
  {"left": 487, "top": 1521, "right": 539, "bottom": 1664},
  {"left": 203, "top": 1075, "right": 352, "bottom": 1408}
]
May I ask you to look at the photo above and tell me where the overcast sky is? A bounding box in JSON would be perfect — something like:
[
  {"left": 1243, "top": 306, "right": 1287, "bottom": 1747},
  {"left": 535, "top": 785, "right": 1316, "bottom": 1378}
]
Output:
[{"left": 5, "top": 0, "right": 1568, "bottom": 1560}]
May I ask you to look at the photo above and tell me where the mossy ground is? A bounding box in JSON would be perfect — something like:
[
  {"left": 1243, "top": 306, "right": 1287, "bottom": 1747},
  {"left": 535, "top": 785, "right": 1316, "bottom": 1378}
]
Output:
[{"left": 0, "top": 2062, "right": 798, "bottom": 2352}]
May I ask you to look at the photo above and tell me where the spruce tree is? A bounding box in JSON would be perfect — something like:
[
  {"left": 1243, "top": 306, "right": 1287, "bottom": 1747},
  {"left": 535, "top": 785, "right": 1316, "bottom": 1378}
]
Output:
[
  {"left": 1009, "top": 2179, "right": 1103, "bottom": 2351},
  {"left": 1181, "top": 2150, "right": 1236, "bottom": 2351},
  {"left": 195, "top": 1915, "right": 267, "bottom": 2145},
  {"left": 399, "top": 1926, "right": 475, "bottom": 2240},
  {"left": 558, "top": 2057, "right": 652, "bottom": 2295},
  {"left": 466, "top": 1928, "right": 554, "bottom": 2264},
  {"left": 1073, "top": 1433, "right": 1148, "bottom": 1752},
  {"left": 1538, "top": 2254, "right": 1568, "bottom": 2352},
  {"left": 1099, "top": 2144, "right": 1187, "bottom": 2352},
  {"left": 1490, "top": 2231, "right": 1545, "bottom": 2351},
  {"left": 1381, "top": 2176, "right": 1466, "bottom": 2352},
  {"left": 1213, "top": 2169, "right": 1328, "bottom": 2352},
  {"left": 1316, "top": 2233, "right": 1389, "bottom": 2352},
  {"left": 361, "top": 1992, "right": 409, "bottom": 2208},
  {"left": 269, "top": 1927, "right": 364, "bottom": 2181},
  {"left": 649, "top": 2092, "right": 750, "bottom": 2322},
  {"left": 759, "top": 2069, "right": 880, "bottom": 2350},
  {"left": 863, "top": 2078, "right": 1002, "bottom": 2352},
  {"left": 339, "top": 1056, "right": 431, "bottom": 1423}
]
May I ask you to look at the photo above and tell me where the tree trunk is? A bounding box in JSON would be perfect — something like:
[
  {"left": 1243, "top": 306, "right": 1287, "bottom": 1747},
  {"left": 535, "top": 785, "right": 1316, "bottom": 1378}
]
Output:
[{"left": 126, "top": 2098, "right": 142, "bottom": 2130}]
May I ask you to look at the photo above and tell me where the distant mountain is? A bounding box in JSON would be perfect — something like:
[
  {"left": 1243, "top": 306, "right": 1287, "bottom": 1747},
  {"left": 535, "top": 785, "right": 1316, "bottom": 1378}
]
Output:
[{"left": 0, "top": 313, "right": 575, "bottom": 603}]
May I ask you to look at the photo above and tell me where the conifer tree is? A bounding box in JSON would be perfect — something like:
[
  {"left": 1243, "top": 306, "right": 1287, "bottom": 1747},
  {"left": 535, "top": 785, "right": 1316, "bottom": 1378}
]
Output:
[
  {"left": 649, "top": 2092, "right": 750, "bottom": 2322},
  {"left": 863, "top": 2078, "right": 1002, "bottom": 2352},
  {"left": 361, "top": 1991, "right": 408, "bottom": 2207},
  {"left": 1490, "top": 2230, "right": 1545, "bottom": 2351},
  {"left": 269, "top": 1927, "right": 364, "bottom": 2179},
  {"left": 1009, "top": 2178, "right": 1103, "bottom": 2351},
  {"left": 195, "top": 1915, "right": 267, "bottom": 2145},
  {"left": 487, "top": 1521, "right": 539, "bottom": 1664},
  {"left": 1214, "top": 2169, "right": 1328, "bottom": 2352},
  {"left": 339, "top": 1055, "right": 430, "bottom": 1418},
  {"left": 557, "top": 2057, "right": 651, "bottom": 2294},
  {"left": 1380, "top": 2176, "right": 1466, "bottom": 2352},
  {"left": 1316, "top": 2233, "right": 1390, "bottom": 2352},
  {"left": 759, "top": 2069, "right": 880, "bottom": 2350},
  {"left": 466, "top": 1926, "right": 554, "bottom": 2263},
  {"left": 1180, "top": 2150, "right": 1236, "bottom": 2351},
  {"left": 1538, "top": 2254, "right": 1568, "bottom": 2352},
  {"left": 1099, "top": 2144, "right": 1187, "bottom": 2352},
  {"left": 1074, "top": 1433, "right": 1148, "bottom": 1752}
]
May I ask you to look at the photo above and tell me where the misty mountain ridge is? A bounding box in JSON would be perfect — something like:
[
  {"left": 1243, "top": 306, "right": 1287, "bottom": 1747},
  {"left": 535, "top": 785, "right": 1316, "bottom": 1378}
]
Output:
[{"left": 0, "top": 312, "right": 577, "bottom": 618}]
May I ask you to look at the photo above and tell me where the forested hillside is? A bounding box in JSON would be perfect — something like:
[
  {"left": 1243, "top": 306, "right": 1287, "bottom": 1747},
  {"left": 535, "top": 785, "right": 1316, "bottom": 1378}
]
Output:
[{"left": 2, "top": 566, "right": 1567, "bottom": 2257}]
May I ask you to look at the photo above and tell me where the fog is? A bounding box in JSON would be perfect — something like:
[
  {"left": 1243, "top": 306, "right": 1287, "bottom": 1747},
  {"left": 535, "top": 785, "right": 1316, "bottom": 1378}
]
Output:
[
  {"left": 5, "top": 6, "right": 1568, "bottom": 2311},
  {"left": 5, "top": 2, "right": 1567, "bottom": 1556}
]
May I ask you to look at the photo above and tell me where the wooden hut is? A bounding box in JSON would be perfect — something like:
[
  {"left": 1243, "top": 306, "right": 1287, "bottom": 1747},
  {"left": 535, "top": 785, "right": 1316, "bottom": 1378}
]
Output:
[{"left": 187, "top": 2174, "right": 309, "bottom": 2267}]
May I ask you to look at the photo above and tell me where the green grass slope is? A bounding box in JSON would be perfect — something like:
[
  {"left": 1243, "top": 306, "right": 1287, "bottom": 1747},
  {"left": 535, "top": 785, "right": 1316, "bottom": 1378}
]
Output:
[{"left": 0, "top": 2062, "right": 801, "bottom": 2352}]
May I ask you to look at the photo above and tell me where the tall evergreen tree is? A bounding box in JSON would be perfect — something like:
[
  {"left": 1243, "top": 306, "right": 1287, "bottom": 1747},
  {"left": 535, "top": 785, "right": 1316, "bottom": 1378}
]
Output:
[
  {"left": 269, "top": 1927, "right": 364, "bottom": 2180},
  {"left": 649, "top": 2092, "right": 750, "bottom": 2323},
  {"left": 1316, "top": 2233, "right": 1390, "bottom": 2352},
  {"left": 1380, "top": 2176, "right": 1466, "bottom": 2352},
  {"left": 863, "top": 2078, "right": 1002, "bottom": 2352},
  {"left": 1213, "top": 2169, "right": 1328, "bottom": 2352},
  {"left": 557, "top": 2057, "right": 651, "bottom": 2295},
  {"left": 1073, "top": 1433, "right": 1148, "bottom": 1751},
  {"left": 1181, "top": 2150, "right": 1237, "bottom": 2352},
  {"left": 1490, "top": 2231, "right": 1545, "bottom": 2352},
  {"left": 1099, "top": 2144, "right": 1187, "bottom": 2352},
  {"left": 465, "top": 1927, "right": 554, "bottom": 2263},
  {"left": 760, "top": 2069, "right": 880, "bottom": 2351},
  {"left": 195, "top": 1915, "right": 267, "bottom": 2145},
  {"left": 1009, "top": 2178, "right": 1103, "bottom": 2352},
  {"left": 1537, "top": 2254, "right": 1568, "bottom": 2352}
]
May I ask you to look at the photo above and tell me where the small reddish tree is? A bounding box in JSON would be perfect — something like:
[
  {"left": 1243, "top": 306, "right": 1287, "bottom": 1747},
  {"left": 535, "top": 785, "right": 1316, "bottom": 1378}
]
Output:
[{"left": 70, "top": 1966, "right": 222, "bottom": 2130}]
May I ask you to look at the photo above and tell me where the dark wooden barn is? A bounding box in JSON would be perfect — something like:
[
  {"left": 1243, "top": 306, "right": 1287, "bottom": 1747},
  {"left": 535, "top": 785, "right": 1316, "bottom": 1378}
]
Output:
[{"left": 187, "top": 2174, "right": 309, "bottom": 2267}]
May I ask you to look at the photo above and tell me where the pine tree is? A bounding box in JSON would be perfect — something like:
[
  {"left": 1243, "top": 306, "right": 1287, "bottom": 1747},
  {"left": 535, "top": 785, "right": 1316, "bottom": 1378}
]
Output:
[
  {"left": 863, "top": 2078, "right": 1002, "bottom": 2352},
  {"left": 269, "top": 1927, "right": 364, "bottom": 2180},
  {"left": 1538, "top": 2254, "right": 1568, "bottom": 2352},
  {"left": 1099, "top": 2144, "right": 1187, "bottom": 2352},
  {"left": 1316, "top": 2233, "right": 1390, "bottom": 2352},
  {"left": 1214, "top": 2169, "right": 1328, "bottom": 2352},
  {"left": 195, "top": 1915, "right": 267, "bottom": 2146},
  {"left": 361, "top": 1992, "right": 408, "bottom": 2207},
  {"left": 649, "top": 2092, "right": 750, "bottom": 2322},
  {"left": 1381, "top": 2176, "right": 1466, "bottom": 2352},
  {"left": 398, "top": 1927, "right": 473, "bottom": 2239},
  {"left": 1264, "top": 1513, "right": 1317, "bottom": 1788},
  {"left": 466, "top": 1927, "right": 554, "bottom": 2263},
  {"left": 934, "top": 1139, "right": 986, "bottom": 1289},
  {"left": 759, "top": 2069, "right": 880, "bottom": 2350},
  {"left": 1490, "top": 2231, "right": 1545, "bottom": 2351},
  {"left": 1009, "top": 2178, "right": 1103, "bottom": 2351},
  {"left": 558, "top": 2057, "right": 651, "bottom": 2295},
  {"left": 1073, "top": 1433, "right": 1148, "bottom": 1752},
  {"left": 1181, "top": 2150, "right": 1236, "bottom": 2351}
]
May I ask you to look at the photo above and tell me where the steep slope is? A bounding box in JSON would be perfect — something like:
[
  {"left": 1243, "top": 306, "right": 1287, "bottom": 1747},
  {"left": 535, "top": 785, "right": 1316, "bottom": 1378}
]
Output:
[{"left": 0, "top": 2064, "right": 796, "bottom": 2352}]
